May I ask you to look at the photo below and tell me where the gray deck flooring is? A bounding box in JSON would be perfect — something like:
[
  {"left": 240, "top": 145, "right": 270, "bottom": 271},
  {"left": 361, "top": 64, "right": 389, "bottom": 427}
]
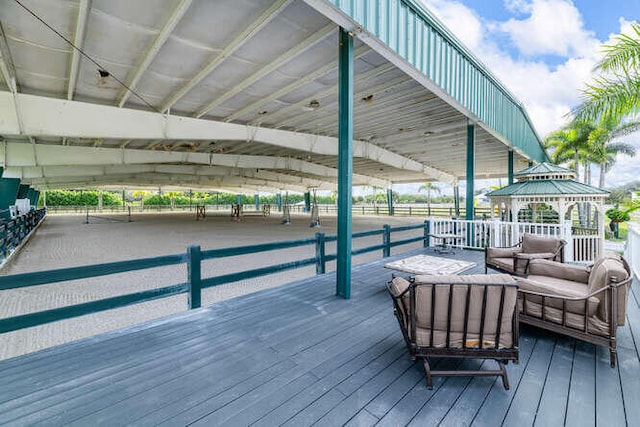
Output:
[{"left": 0, "top": 248, "right": 638, "bottom": 426}]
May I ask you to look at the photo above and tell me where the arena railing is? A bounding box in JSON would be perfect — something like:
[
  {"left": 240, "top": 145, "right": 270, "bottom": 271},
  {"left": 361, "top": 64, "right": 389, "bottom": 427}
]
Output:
[{"left": 0, "top": 221, "right": 431, "bottom": 333}]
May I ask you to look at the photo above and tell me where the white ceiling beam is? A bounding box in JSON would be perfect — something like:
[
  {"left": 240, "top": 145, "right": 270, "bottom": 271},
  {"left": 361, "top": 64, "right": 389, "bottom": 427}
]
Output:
[
  {"left": 0, "top": 142, "right": 390, "bottom": 187},
  {"left": 224, "top": 45, "right": 370, "bottom": 123},
  {"left": 195, "top": 24, "right": 335, "bottom": 118},
  {"left": 0, "top": 21, "right": 17, "bottom": 93},
  {"left": 0, "top": 93, "right": 452, "bottom": 182},
  {"left": 117, "top": 0, "right": 192, "bottom": 107},
  {"left": 66, "top": 0, "right": 91, "bottom": 100},
  {"left": 159, "top": 0, "right": 292, "bottom": 113}
]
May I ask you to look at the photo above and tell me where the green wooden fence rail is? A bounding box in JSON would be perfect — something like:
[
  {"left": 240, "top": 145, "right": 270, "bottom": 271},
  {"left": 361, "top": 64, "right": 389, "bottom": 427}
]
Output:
[{"left": 0, "top": 221, "right": 430, "bottom": 334}]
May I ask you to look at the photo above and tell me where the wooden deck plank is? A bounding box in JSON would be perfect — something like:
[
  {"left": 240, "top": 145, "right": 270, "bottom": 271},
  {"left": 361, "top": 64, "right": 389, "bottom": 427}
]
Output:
[
  {"left": 533, "top": 338, "right": 574, "bottom": 426},
  {"left": 469, "top": 330, "right": 538, "bottom": 427},
  {"left": 0, "top": 249, "right": 637, "bottom": 427},
  {"left": 564, "top": 340, "right": 597, "bottom": 427}
]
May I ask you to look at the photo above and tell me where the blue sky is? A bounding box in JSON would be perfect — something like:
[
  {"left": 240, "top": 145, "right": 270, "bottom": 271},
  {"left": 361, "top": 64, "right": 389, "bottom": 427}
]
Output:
[{"left": 384, "top": 0, "right": 639, "bottom": 195}]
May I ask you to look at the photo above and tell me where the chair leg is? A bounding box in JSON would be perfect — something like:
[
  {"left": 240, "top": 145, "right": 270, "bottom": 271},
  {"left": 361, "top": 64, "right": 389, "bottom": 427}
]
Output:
[
  {"left": 498, "top": 360, "right": 510, "bottom": 390},
  {"left": 610, "top": 348, "right": 617, "bottom": 368},
  {"left": 422, "top": 358, "right": 434, "bottom": 390}
]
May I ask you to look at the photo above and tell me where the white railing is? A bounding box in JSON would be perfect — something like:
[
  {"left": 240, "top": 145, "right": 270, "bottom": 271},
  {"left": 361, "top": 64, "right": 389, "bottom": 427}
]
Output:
[
  {"left": 626, "top": 223, "right": 640, "bottom": 279},
  {"left": 428, "top": 218, "right": 602, "bottom": 263}
]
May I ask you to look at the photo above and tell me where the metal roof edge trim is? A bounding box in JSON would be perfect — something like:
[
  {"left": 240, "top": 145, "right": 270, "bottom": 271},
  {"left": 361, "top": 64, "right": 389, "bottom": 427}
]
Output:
[{"left": 309, "top": 0, "right": 548, "bottom": 163}]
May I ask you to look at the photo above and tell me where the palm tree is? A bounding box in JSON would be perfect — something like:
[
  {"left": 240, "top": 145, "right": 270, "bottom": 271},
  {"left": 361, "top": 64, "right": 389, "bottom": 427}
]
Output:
[
  {"left": 575, "top": 22, "right": 640, "bottom": 123},
  {"left": 586, "top": 118, "right": 639, "bottom": 188},
  {"left": 419, "top": 182, "right": 441, "bottom": 214},
  {"left": 544, "top": 121, "right": 593, "bottom": 182}
]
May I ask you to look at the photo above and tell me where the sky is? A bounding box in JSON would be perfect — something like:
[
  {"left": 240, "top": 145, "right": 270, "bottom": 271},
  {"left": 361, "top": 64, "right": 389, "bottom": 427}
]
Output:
[{"left": 385, "top": 0, "right": 639, "bottom": 196}]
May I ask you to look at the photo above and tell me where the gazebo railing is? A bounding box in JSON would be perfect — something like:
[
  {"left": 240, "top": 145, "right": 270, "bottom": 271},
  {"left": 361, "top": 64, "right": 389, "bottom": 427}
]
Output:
[{"left": 428, "top": 218, "right": 600, "bottom": 263}]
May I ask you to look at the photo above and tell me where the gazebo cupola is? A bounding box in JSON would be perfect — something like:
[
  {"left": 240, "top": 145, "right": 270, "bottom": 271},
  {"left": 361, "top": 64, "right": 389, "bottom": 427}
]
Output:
[{"left": 487, "top": 162, "right": 609, "bottom": 262}]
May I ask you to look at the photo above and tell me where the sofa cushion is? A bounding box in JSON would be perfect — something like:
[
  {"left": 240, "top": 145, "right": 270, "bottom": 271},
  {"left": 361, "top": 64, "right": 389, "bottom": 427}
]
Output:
[
  {"left": 412, "top": 274, "right": 517, "bottom": 349},
  {"left": 521, "top": 233, "right": 562, "bottom": 255},
  {"left": 487, "top": 257, "right": 516, "bottom": 273},
  {"left": 587, "top": 256, "right": 630, "bottom": 324},
  {"left": 528, "top": 259, "right": 590, "bottom": 283},
  {"left": 517, "top": 275, "right": 599, "bottom": 317}
]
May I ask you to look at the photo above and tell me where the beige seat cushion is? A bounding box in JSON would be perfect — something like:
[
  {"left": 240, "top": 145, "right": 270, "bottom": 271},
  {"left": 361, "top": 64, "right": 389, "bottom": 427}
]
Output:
[
  {"left": 587, "top": 256, "right": 630, "bottom": 325},
  {"left": 517, "top": 299, "right": 610, "bottom": 336},
  {"left": 487, "top": 257, "right": 516, "bottom": 273},
  {"left": 521, "top": 233, "right": 562, "bottom": 255},
  {"left": 517, "top": 275, "right": 599, "bottom": 317},
  {"left": 412, "top": 274, "right": 517, "bottom": 349},
  {"left": 528, "top": 259, "right": 590, "bottom": 283}
]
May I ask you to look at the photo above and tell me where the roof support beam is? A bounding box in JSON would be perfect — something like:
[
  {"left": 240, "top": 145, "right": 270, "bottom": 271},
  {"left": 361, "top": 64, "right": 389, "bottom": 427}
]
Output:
[
  {"left": 117, "top": 0, "right": 192, "bottom": 107},
  {"left": 0, "top": 93, "right": 452, "bottom": 182},
  {"left": 0, "top": 142, "right": 389, "bottom": 187},
  {"left": 159, "top": 0, "right": 292, "bottom": 112},
  {"left": 0, "top": 21, "right": 17, "bottom": 93},
  {"left": 195, "top": 24, "right": 335, "bottom": 118},
  {"left": 67, "top": 0, "right": 91, "bottom": 100}
]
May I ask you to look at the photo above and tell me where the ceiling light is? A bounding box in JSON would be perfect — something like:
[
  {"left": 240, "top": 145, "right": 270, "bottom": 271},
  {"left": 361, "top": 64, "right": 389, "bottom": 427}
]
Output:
[
  {"left": 422, "top": 131, "right": 434, "bottom": 136},
  {"left": 302, "top": 100, "right": 320, "bottom": 112},
  {"left": 362, "top": 94, "right": 374, "bottom": 103}
]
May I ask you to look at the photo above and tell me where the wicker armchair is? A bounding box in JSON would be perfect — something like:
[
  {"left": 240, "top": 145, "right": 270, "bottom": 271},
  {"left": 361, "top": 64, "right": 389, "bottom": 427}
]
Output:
[
  {"left": 387, "top": 274, "right": 519, "bottom": 390},
  {"left": 516, "top": 253, "right": 632, "bottom": 366},
  {"left": 485, "top": 233, "right": 567, "bottom": 276}
]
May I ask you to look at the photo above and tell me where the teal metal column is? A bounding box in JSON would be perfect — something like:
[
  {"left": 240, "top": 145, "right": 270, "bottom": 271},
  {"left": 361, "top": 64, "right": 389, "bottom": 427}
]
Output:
[
  {"left": 276, "top": 193, "right": 282, "bottom": 211},
  {"left": 236, "top": 194, "right": 242, "bottom": 205},
  {"left": 386, "top": 188, "right": 394, "bottom": 216},
  {"left": 528, "top": 160, "right": 533, "bottom": 167},
  {"left": 254, "top": 194, "right": 260, "bottom": 210},
  {"left": 33, "top": 190, "right": 40, "bottom": 207},
  {"left": 303, "top": 192, "right": 311, "bottom": 212},
  {"left": 508, "top": 149, "right": 514, "bottom": 185},
  {"left": 465, "top": 123, "right": 475, "bottom": 220},
  {"left": 336, "top": 27, "right": 353, "bottom": 299},
  {"left": 453, "top": 184, "right": 460, "bottom": 218}
]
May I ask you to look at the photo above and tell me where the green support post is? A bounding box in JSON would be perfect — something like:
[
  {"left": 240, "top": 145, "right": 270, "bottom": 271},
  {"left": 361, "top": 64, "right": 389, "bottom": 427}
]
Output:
[
  {"left": 466, "top": 123, "right": 475, "bottom": 220},
  {"left": 424, "top": 220, "right": 431, "bottom": 248},
  {"left": 453, "top": 184, "right": 460, "bottom": 218},
  {"left": 508, "top": 149, "right": 514, "bottom": 186},
  {"left": 254, "top": 194, "right": 259, "bottom": 210},
  {"left": 236, "top": 194, "right": 242, "bottom": 205},
  {"left": 0, "top": 178, "right": 20, "bottom": 220},
  {"left": 315, "top": 232, "right": 326, "bottom": 274},
  {"left": 304, "top": 192, "right": 311, "bottom": 212},
  {"left": 187, "top": 245, "right": 202, "bottom": 309},
  {"left": 336, "top": 27, "right": 353, "bottom": 299},
  {"left": 383, "top": 224, "right": 391, "bottom": 257},
  {"left": 276, "top": 193, "right": 282, "bottom": 212},
  {"left": 386, "top": 189, "right": 394, "bottom": 216}
]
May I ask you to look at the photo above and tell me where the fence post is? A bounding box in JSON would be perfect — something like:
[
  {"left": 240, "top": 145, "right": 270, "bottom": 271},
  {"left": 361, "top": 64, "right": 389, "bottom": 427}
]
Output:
[
  {"left": 424, "top": 220, "right": 430, "bottom": 248},
  {"left": 383, "top": 224, "right": 391, "bottom": 257},
  {"left": 187, "top": 245, "right": 202, "bottom": 309},
  {"left": 315, "top": 232, "right": 326, "bottom": 274},
  {"left": 562, "top": 223, "right": 574, "bottom": 263}
]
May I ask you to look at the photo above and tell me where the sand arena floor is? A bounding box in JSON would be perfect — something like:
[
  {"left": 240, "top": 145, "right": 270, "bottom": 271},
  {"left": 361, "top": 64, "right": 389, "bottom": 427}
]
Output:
[{"left": 0, "top": 210, "right": 424, "bottom": 360}]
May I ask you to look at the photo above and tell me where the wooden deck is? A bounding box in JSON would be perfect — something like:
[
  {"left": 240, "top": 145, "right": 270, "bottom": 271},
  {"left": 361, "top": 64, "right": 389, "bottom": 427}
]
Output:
[{"left": 1, "top": 248, "right": 638, "bottom": 426}]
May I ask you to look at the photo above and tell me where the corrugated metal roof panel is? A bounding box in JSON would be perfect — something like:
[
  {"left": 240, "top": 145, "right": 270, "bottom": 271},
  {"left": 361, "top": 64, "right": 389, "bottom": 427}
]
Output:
[{"left": 325, "top": 0, "right": 548, "bottom": 163}]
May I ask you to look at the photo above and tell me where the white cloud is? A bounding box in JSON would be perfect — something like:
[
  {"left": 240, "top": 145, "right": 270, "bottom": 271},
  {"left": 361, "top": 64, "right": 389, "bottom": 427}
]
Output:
[
  {"left": 498, "top": 0, "right": 599, "bottom": 57},
  {"left": 422, "top": 0, "right": 483, "bottom": 50}
]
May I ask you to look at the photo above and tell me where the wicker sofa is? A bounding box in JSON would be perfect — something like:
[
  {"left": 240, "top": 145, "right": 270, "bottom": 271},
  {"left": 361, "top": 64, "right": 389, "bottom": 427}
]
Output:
[
  {"left": 516, "top": 253, "right": 632, "bottom": 366},
  {"left": 387, "top": 274, "right": 519, "bottom": 389},
  {"left": 485, "top": 233, "right": 567, "bottom": 276}
]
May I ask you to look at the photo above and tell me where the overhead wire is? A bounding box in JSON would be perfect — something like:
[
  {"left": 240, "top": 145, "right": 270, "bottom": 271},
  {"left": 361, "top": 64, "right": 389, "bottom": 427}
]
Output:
[{"left": 13, "top": 0, "right": 161, "bottom": 113}]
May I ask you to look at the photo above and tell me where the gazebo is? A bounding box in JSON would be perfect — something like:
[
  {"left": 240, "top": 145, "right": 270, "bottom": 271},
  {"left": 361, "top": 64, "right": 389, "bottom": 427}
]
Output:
[{"left": 487, "top": 162, "right": 609, "bottom": 262}]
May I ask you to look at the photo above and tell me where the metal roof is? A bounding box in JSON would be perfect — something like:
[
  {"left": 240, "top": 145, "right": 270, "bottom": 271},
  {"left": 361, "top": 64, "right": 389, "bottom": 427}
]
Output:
[
  {"left": 0, "top": 0, "right": 547, "bottom": 192},
  {"left": 514, "top": 162, "right": 575, "bottom": 177},
  {"left": 487, "top": 179, "right": 608, "bottom": 196}
]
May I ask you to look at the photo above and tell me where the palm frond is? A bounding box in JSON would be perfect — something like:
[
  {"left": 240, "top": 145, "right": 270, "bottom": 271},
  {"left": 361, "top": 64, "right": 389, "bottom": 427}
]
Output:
[
  {"left": 596, "top": 22, "right": 640, "bottom": 73},
  {"left": 574, "top": 77, "right": 640, "bottom": 122}
]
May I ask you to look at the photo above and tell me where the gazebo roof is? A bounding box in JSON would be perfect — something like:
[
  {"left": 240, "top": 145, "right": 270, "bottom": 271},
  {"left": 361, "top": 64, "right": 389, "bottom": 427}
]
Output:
[
  {"left": 514, "top": 162, "right": 575, "bottom": 177},
  {"left": 487, "top": 179, "right": 608, "bottom": 196}
]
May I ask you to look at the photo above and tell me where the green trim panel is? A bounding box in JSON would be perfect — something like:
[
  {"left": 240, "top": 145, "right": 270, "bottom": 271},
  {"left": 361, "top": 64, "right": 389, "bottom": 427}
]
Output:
[{"left": 325, "top": 0, "right": 547, "bottom": 163}]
